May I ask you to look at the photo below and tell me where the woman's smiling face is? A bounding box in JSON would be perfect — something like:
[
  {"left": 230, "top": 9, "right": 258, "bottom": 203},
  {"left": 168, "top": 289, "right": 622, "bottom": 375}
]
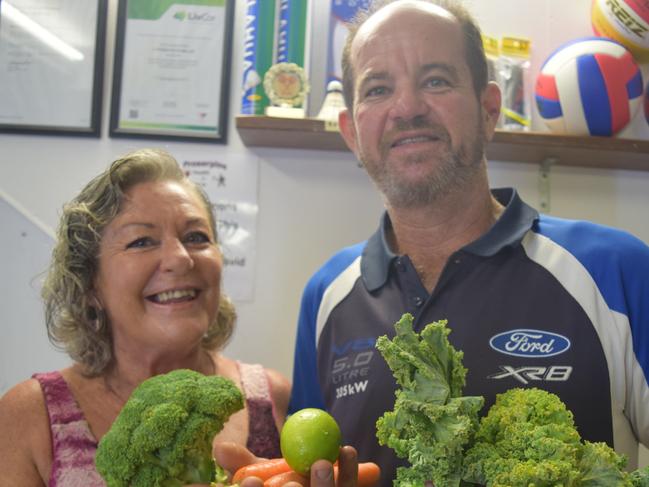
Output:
[{"left": 93, "top": 179, "right": 223, "bottom": 356}]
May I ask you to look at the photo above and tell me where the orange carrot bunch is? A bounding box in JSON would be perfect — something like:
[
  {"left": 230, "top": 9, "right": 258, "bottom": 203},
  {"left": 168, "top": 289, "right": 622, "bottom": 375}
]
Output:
[{"left": 231, "top": 458, "right": 380, "bottom": 486}]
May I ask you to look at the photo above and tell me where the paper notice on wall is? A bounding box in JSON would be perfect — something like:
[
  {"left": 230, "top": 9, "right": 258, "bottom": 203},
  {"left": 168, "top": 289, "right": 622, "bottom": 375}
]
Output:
[{"left": 179, "top": 154, "right": 259, "bottom": 302}]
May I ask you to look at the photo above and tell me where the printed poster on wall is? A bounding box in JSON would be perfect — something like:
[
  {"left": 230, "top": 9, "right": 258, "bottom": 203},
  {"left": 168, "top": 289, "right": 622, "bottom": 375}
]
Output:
[
  {"left": 178, "top": 153, "right": 259, "bottom": 302},
  {"left": 110, "top": 0, "right": 234, "bottom": 142},
  {"left": 0, "top": 0, "right": 106, "bottom": 135}
]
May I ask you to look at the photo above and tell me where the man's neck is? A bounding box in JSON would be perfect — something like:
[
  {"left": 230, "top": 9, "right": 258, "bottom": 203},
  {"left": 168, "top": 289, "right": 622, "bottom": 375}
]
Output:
[{"left": 386, "top": 186, "right": 503, "bottom": 292}]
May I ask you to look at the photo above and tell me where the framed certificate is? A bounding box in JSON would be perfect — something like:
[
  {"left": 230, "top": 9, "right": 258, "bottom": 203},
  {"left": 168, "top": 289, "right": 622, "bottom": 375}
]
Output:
[
  {"left": 110, "top": 0, "right": 235, "bottom": 143},
  {"left": 0, "top": 0, "right": 107, "bottom": 136}
]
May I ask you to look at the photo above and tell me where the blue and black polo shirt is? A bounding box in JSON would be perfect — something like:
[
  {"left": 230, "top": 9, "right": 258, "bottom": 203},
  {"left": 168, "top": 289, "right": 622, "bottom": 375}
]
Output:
[{"left": 289, "top": 188, "right": 649, "bottom": 486}]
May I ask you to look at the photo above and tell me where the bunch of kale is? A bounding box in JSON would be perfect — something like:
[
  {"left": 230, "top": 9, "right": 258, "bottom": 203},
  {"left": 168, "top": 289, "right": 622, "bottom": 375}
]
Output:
[{"left": 376, "top": 313, "right": 649, "bottom": 487}]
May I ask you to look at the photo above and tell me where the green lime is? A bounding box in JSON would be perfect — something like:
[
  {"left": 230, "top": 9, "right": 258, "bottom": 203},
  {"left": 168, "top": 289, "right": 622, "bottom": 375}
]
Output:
[{"left": 280, "top": 408, "right": 341, "bottom": 475}]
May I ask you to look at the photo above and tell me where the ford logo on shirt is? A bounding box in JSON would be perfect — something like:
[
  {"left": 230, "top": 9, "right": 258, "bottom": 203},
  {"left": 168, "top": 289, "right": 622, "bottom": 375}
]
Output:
[{"left": 489, "top": 329, "right": 570, "bottom": 358}]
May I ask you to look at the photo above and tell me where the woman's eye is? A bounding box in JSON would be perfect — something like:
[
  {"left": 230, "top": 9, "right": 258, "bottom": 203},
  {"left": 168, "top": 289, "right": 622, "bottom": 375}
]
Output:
[
  {"left": 184, "top": 231, "right": 211, "bottom": 244},
  {"left": 126, "top": 237, "right": 154, "bottom": 249}
]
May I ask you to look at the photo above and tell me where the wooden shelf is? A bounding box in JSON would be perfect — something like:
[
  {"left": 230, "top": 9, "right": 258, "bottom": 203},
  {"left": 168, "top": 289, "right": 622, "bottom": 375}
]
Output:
[
  {"left": 236, "top": 116, "right": 348, "bottom": 151},
  {"left": 236, "top": 115, "right": 649, "bottom": 172}
]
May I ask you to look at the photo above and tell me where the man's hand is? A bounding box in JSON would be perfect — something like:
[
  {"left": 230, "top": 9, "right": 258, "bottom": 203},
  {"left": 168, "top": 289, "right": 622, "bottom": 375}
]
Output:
[
  {"left": 212, "top": 442, "right": 364, "bottom": 487},
  {"left": 307, "top": 446, "right": 358, "bottom": 487}
]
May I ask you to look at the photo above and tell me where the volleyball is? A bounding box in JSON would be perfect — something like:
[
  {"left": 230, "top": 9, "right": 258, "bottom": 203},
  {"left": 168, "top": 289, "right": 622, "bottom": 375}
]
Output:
[
  {"left": 591, "top": 0, "right": 649, "bottom": 63},
  {"left": 535, "top": 37, "right": 643, "bottom": 136}
]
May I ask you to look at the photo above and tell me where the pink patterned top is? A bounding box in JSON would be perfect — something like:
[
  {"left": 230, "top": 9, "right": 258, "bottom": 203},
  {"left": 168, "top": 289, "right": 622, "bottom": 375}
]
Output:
[
  {"left": 33, "top": 364, "right": 281, "bottom": 485},
  {"left": 238, "top": 361, "right": 282, "bottom": 458},
  {"left": 32, "top": 371, "right": 105, "bottom": 487}
]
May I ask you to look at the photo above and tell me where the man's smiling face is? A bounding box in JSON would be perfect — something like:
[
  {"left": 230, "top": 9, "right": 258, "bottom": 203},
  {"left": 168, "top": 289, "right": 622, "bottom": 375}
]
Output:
[{"left": 339, "top": 2, "right": 498, "bottom": 208}]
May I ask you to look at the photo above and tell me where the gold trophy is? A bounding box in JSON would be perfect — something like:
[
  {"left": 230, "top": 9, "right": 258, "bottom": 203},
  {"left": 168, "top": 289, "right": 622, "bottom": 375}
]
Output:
[{"left": 263, "top": 62, "right": 310, "bottom": 118}]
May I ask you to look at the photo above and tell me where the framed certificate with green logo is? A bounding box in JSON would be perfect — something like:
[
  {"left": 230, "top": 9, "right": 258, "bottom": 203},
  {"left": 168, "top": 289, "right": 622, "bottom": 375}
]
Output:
[
  {"left": 110, "top": 0, "right": 234, "bottom": 143},
  {"left": 0, "top": 0, "right": 107, "bottom": 136}
]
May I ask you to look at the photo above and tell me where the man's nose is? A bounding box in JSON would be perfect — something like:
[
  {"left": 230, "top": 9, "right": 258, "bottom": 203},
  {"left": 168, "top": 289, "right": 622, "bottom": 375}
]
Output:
[
  {"left": 161, "top": 239, "right": 194, "bottom": 273},
  {"left": 390, "top": 86, "right": 430, "bottom": 121}
]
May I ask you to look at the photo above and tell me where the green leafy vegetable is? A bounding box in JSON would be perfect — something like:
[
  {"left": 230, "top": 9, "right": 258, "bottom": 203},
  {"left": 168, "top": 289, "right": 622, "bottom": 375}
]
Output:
[
  {"left": 375, "top": 313, "right": 483, "bottom": 487},
  {"left": 463, "top": 387, "right": 625, "bottom": 486},
  {"left": 377, "top": 313, "right": 648, "bottom": 487},
  {"left": 578, "top": 441, "right": 631, "bottom": 487},
  {"left": 629, "top": 466, "right": 649, "bottom": 487},
  {"left": 96, "top": 368, "right": 244, "bottom": 487}
]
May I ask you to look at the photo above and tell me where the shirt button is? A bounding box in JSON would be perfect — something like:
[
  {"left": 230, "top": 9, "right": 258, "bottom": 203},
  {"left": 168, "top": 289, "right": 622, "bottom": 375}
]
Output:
[{"left": 413, "top": 296, "right": 423, "bottom": 307}]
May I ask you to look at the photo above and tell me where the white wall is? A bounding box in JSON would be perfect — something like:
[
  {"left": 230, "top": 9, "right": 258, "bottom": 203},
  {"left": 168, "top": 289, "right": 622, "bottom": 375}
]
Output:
[
  {"left": 0, "top": 0, "right": 385, "bottom": 385},
  {"left": 1, "top": 0, "right": 648, "bottom": 463}
]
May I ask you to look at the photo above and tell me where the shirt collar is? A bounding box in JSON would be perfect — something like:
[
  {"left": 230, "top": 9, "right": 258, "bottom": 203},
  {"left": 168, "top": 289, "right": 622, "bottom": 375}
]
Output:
[{"left": 361, "top": 188, "right": 539, "bottom": 292}]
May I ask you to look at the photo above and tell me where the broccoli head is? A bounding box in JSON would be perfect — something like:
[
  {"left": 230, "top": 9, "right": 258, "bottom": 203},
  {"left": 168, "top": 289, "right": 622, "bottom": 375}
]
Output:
[{"left": 95, "top": 368, "right": 244, "bottom": 487}]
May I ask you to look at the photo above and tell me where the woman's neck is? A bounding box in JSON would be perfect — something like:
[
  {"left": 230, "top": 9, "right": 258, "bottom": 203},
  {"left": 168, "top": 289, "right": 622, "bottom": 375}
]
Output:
[{"left": 102, "top": 349, "right": 217, "bottom": 404}]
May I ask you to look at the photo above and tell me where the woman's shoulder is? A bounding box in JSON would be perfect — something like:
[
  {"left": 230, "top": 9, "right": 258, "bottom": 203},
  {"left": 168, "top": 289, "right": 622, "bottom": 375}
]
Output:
[
  {"left": 1, "top": 368, "right": 80, "bottom": 437},
  {"left": 231, "top": 358, "right": 290, "bottom": 398},
  {"left": 0, "top": 375, "right": 55, "bottom": 485},
  {"left": 264, "top": 367, "right": 291, "bottom": 404},
  {"left": 0, "top": 376, "right": 52, "bottom": 456},
  {"left": 219, "top": 355, "right": 291, "bottom": 418},
  {"left": 252, "top": 364, "right": 291, "bottom": 421},
  {"left": 0, "top": 376, "right": 48, "bottom": 421}
]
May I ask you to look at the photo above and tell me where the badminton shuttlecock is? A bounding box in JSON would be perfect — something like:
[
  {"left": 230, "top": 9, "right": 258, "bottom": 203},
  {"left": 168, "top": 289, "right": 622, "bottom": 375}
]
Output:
[{"left": 317, "top": 80, "right": 345, "bottom": 123}]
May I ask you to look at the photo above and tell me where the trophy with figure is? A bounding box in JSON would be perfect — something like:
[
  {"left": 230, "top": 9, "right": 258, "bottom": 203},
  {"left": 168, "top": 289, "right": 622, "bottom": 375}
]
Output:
[{"left": 263, "top": 62, "right": 310, "bottom": 118}]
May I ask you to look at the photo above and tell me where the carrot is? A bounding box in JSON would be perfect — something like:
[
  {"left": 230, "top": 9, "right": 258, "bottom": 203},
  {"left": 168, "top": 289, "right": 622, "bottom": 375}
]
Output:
[
  {"left": 246, "top": 459, "right": 380, "bottom": 487},
  {"left": 261, "top": 460, "right": 380, "bottom": 487},
  {"left": 334, "top": 462, "right": 381, "bottom": 487},
  {"left": 232, "top": 458, "right": 292, "bottom": 483},
  {"left": 263, "top": 470, "right": 308, "bottom": 487},
  {"left": 359, "top": 462, "right": 381, "bottom": 486}
]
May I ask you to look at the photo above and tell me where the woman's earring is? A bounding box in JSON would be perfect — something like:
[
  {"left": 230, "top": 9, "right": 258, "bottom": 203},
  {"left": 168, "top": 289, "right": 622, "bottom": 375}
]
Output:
[{"left": 88, "top": 304, "right": 106, "bottom": 332}]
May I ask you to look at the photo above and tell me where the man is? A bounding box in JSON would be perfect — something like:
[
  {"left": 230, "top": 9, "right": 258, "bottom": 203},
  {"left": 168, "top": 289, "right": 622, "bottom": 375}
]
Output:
[{"left": 289, "top": 1, "right": 649, "bottom": 485}]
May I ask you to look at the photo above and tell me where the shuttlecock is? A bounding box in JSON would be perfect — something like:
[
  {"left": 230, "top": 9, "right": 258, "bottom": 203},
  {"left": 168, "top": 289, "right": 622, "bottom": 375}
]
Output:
[{"left": 317, "top": 80, "right": 345, "bottom": 123}]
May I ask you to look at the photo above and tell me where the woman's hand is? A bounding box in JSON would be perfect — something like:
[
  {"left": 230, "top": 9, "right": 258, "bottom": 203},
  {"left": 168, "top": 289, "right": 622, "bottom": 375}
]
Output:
[
  {"left": 212, "top": 442, "right": 366, "bottom": 487},
  {"left": 212, "top": 442, "right": 267, "bottom": 487}
]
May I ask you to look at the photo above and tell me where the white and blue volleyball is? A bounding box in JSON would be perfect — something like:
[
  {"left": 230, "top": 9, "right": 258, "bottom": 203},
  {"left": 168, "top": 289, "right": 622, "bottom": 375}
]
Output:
[{"left": 535, "top": 37, "right": 643, "bottom": 136}]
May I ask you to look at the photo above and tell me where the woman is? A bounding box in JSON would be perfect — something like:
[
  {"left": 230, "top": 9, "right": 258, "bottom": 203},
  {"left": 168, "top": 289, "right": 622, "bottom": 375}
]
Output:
[{"left": 0, "top": 149, "right": 291, "bottom": 486}]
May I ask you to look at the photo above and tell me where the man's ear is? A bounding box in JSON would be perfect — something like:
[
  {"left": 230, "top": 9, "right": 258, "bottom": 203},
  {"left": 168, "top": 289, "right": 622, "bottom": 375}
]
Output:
[
  {"left": 481, "top": 81, "right": 502, "bottom": 141},
  {"left": 338, "top": 108, "right": 358, "bottom": 154}
]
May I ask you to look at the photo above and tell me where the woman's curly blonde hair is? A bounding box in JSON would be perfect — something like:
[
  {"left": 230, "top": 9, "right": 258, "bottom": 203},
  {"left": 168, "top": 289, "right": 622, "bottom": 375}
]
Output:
[{"left": 42, "top": 148, "right": 236, "bottom": 376}]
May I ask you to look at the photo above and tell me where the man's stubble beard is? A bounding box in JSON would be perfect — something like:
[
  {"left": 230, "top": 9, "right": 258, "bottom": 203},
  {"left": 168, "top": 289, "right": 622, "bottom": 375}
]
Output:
[{"left": 360, "top": 118, "right": 487, "bottom": 209}]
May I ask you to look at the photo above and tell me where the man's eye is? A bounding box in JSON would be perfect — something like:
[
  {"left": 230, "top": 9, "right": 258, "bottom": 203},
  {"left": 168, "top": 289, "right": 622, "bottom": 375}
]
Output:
[
  {"left": 184, "top": 231, "right": 211, "bottom": 244},
  {"left": 365, "top": 86, "right": 389, "bottom": 98},
  {"left": 126, "top": 237, "right": 154, "bottom": 249},
  {"left": 424, "top": 78, "right": 450, "bottom": 89}
]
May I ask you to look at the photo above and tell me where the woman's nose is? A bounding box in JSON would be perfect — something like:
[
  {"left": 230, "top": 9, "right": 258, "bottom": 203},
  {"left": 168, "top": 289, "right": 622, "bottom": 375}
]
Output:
[{"left": 161, "top": 239, "right": 194, "bottom": 273}]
